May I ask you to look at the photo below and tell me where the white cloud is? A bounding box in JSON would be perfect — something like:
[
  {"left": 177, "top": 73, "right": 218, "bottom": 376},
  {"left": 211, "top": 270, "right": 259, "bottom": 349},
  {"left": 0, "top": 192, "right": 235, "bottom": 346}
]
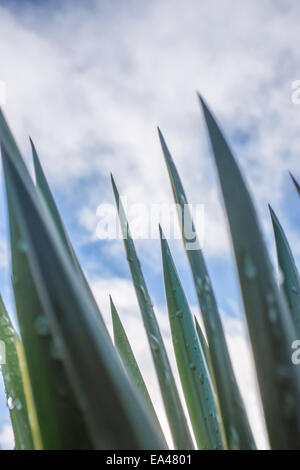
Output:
[
  {"left": 0, "top": 239, "right": 8, "bottom": 269},
  {"left": 0, "top": 423, "right": 14, "bottom": 450},
  {"left": 0, "top": 0, "right": 298, "bottom": 450},
  {"left": 0, "top": 0, "right": 299, "bottom": 262}
]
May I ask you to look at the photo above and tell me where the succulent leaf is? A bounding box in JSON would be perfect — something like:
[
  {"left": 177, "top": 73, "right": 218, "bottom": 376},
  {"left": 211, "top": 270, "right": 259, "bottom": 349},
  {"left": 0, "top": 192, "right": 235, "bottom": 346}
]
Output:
[{"left": 199, "top": 95, "right": 300, "bottom": 449}]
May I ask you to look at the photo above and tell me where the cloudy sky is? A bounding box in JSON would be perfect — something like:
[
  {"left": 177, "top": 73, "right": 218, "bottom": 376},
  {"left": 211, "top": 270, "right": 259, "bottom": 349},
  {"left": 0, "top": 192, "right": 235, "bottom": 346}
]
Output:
[{"left": 0, "top": 0, "right": 299, "bottom": 449}]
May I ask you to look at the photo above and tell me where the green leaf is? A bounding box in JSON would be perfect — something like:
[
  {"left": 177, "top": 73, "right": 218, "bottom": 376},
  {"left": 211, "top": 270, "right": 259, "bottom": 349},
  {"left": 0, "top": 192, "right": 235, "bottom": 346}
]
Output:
[
  {"left": 1, "top": 147, "right": 94, "bottom": 449},
  {"left": 289, "top": 172, "right": 300, "bottom": 196},
  {"left": 158, "top": 127, "right": 255, "bottom": 450},
  {"left": 194, "top": 316, "right": 211, "bottom": 374},
  {"left": 269, "top": 205, "right": 300, "bottom": 337},
  {"left": 30, "top": 138, "right": 109, "bottom": 336},
  {"left": 160, "top": 227, "right": 223, "bottom": 450},
  {"left": 199, "top": 94, "right": 300, "bottom": 449},
  {"left": 111, "top": 174, "right": 194, "bottom": 450},
  {"left": 110, "top": 296, "right": 167, "bottom": 446},
  {"left": 0, "top": 296, "right": 34, "bottom": 450},
  {"left": 1, "top": 139, "right": 165, "bottom": 450}
]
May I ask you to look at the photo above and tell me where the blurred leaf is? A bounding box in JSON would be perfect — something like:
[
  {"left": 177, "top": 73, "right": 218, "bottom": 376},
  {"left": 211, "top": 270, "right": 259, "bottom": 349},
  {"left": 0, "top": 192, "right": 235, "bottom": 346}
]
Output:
[
  {"left": 200, "top": 94, "right": 300, "bottom": 449},
  {"left": 158, "top": 127, "right": 255, "bottom": 449},
  {"left": 289, "top": 172, "right": 300, "bottom": 196},
  {"left": 269, "top": 205, "right": 300, "bottom": 337},
  {"left": 110, "top": 296, "right": 167, "bottom": 446},
  {"left": 1, "top": 145, "right": 94, "bottom": 449},
  {"left": 160, "top": 227, "right": 223, "bottom": 450},
  {"left": 0, "top": 296, "right": 34, "bottom": 450},
  {"left": 1, "top": 137, "right": 164, "bottom": 450},
  {"left": 30, "top": 138, "right": 109, "bottom": 335},
  {"left": 111, "top": 174, "right": 194, "bottom": 450}
]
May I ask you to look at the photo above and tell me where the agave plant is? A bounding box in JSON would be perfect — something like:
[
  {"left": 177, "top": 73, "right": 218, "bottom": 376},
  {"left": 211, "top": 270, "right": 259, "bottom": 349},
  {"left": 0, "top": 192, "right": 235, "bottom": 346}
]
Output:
[{"left": 0, "top": 95, "right": 299, "bottom": 450}]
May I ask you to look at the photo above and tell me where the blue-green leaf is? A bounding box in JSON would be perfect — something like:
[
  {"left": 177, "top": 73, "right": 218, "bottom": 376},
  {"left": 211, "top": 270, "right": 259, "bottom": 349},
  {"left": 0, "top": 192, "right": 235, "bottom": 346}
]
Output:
[
  {"left": 290, "top": 172, "right": 300, "bottom": 196},
  {"left": 160, "top": 227, "right": 223, "bottom": 450},
  {"left": 158, "top": 127, "right": 255, "bottom": 449},
  {"left": 269, "top": 205, "right": 300, "bottom": 337},
  {"left": 1, "top": 132, "right": 164, "bottom": 450},
  {"left": 30, "top": 138, "right": 109, "bottom": 335},
  {"left": 111, "top": 174, "right": 194, "bottom": 450},
  {"left": 199, "top": 94, "right": 300, "bottom": 449},
  {"left": 110, "top": 296, "right": 167, "bottom": 445},
  {"left": 0, "top": 296, "right": 34, "bottom": 450}
]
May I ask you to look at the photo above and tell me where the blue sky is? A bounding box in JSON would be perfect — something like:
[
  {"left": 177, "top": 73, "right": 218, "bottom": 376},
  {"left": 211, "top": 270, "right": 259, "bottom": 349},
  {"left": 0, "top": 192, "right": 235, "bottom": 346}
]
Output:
[{"left": 0, "top": 0, "right": 299, "bottom": 449}]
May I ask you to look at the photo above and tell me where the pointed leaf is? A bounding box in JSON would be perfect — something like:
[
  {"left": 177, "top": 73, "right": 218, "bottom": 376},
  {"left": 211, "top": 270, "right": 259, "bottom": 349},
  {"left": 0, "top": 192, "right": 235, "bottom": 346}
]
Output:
[
  {"left": 269, "top": 205, "right": 300, "bottom": 336},
  {"left": 2, "top": 146, "right": 94, "bottom": 449},
  {"left": 158, "top": 127, "right": 255, "bottom": 449},
  {"left": 30, "top": 138, "right": 109, "bottom": 335},
  {"left": 0, "top": 296, "right": 34, "bottom": 449},
  {"left": 200, "top": 95, "right": 300, "bottom": 449},
  {"left": 111, "top": 175, "right": 194, "bottom": 450},
  {"left": 110, "top": 296, "right": 167, "bottom": 445},
  {"left": 289, "top": 172, "right": 300, "bottom": 196},
  {"left": 160, "top": 228, "right": 223, "bottom": 450},
  {"left": 1, "top": 140, "right": 164, "bottom": 450},
  {"left": 194, "top": 316, "right": 211, "bottom": 373}
]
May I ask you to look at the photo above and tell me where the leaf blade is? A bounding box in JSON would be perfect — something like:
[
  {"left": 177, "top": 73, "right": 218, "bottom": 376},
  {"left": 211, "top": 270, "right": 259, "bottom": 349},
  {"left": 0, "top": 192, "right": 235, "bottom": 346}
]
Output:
[
  {"left": 289, "top": 172, "right": 300, "bottom": 196},
  {"left": 158, "top": 127, "right": 255, "bottom": 449},
  {"left": 199, "top": 95, "right": 300, "bottom": 449},
  {"left": 30, "top": 138, "right": 109, "bottom": 335},
  {"left": 1, "top": 139, "right": 164, "bottom": 450},
  {"left": 110, "top": 296, "right": 167, "bottom": 445},
  {"left": 2, "top": 142, "right": 94, "bottom": 450},
  {"left": 160, "top": 227, "right": 223, "bottom": 450},
  {"left": 0, "top": 296, "right": 34, "bottom": 450},
  {"left": 111, "top": 174, "right": 194, "bottom": 450},
  {"left": 269, "top": 205, "right": 300, "bottom": 337}
]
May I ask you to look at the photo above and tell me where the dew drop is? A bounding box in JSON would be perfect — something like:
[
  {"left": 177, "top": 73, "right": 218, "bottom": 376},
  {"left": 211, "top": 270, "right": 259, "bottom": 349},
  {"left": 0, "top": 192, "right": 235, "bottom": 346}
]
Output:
[
  {"left": 268, "top": 308, "right": 277, "bottom": 324},
  {"left": 4, "top": 373, "right": 10, "bottom": 383},
  {"left": 195, "top": 276, "right": 204, "bottom": 297},
  {"left": 244, "top": 255, "right": 257, "bottom": 280},
  {"left": 204, "top": 275, "right": 211, "bottom": 293},
  {"left": 283, "top": 393, "right": 296, "bottom": 417},
  {"left": 149, "top": 334, "right": 160, "bottom": 352},
  {"left": 11, "top": 275, "right": 18, "bottom": 286},
  {"left": 138, "top": 285, "right": 147, "bottom": 301},
  {"left": 278, "top": 268, "right": 285, "bottom": 286},
  {"left": 164, "top": 371, "right": 171, "bottom": 385},
  {"left": 5, "top": 336, "right": 15, "bottom": 345},
  {"left": 34, "top": 315, "right": 49, "bottom": 336},
  {"left": 266, "top": 292, "right": 275, "bottom": 305},
  {"left": 275, "top": 366, "right": 289, "bottom": 384},
  {"left": 17, "top": 239, "right": 27, "bottom": 254},
  {"left": 0, "top": 317, "right": 9, "bottom": 327},
  {"left": 175, "top": 310, "right": 183, "bottom": 318},
  {"left": 229, "top": 426, "right": 240, "bottom": 450},
  {"left": 14, "top": 398, "right": 22, "bottom": 411},
  {"left": 50, "top": 340, "right": 63, "bottom": 360},
  {"left": 7, "top": 397, "right": 14, "bottom": 410}
]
